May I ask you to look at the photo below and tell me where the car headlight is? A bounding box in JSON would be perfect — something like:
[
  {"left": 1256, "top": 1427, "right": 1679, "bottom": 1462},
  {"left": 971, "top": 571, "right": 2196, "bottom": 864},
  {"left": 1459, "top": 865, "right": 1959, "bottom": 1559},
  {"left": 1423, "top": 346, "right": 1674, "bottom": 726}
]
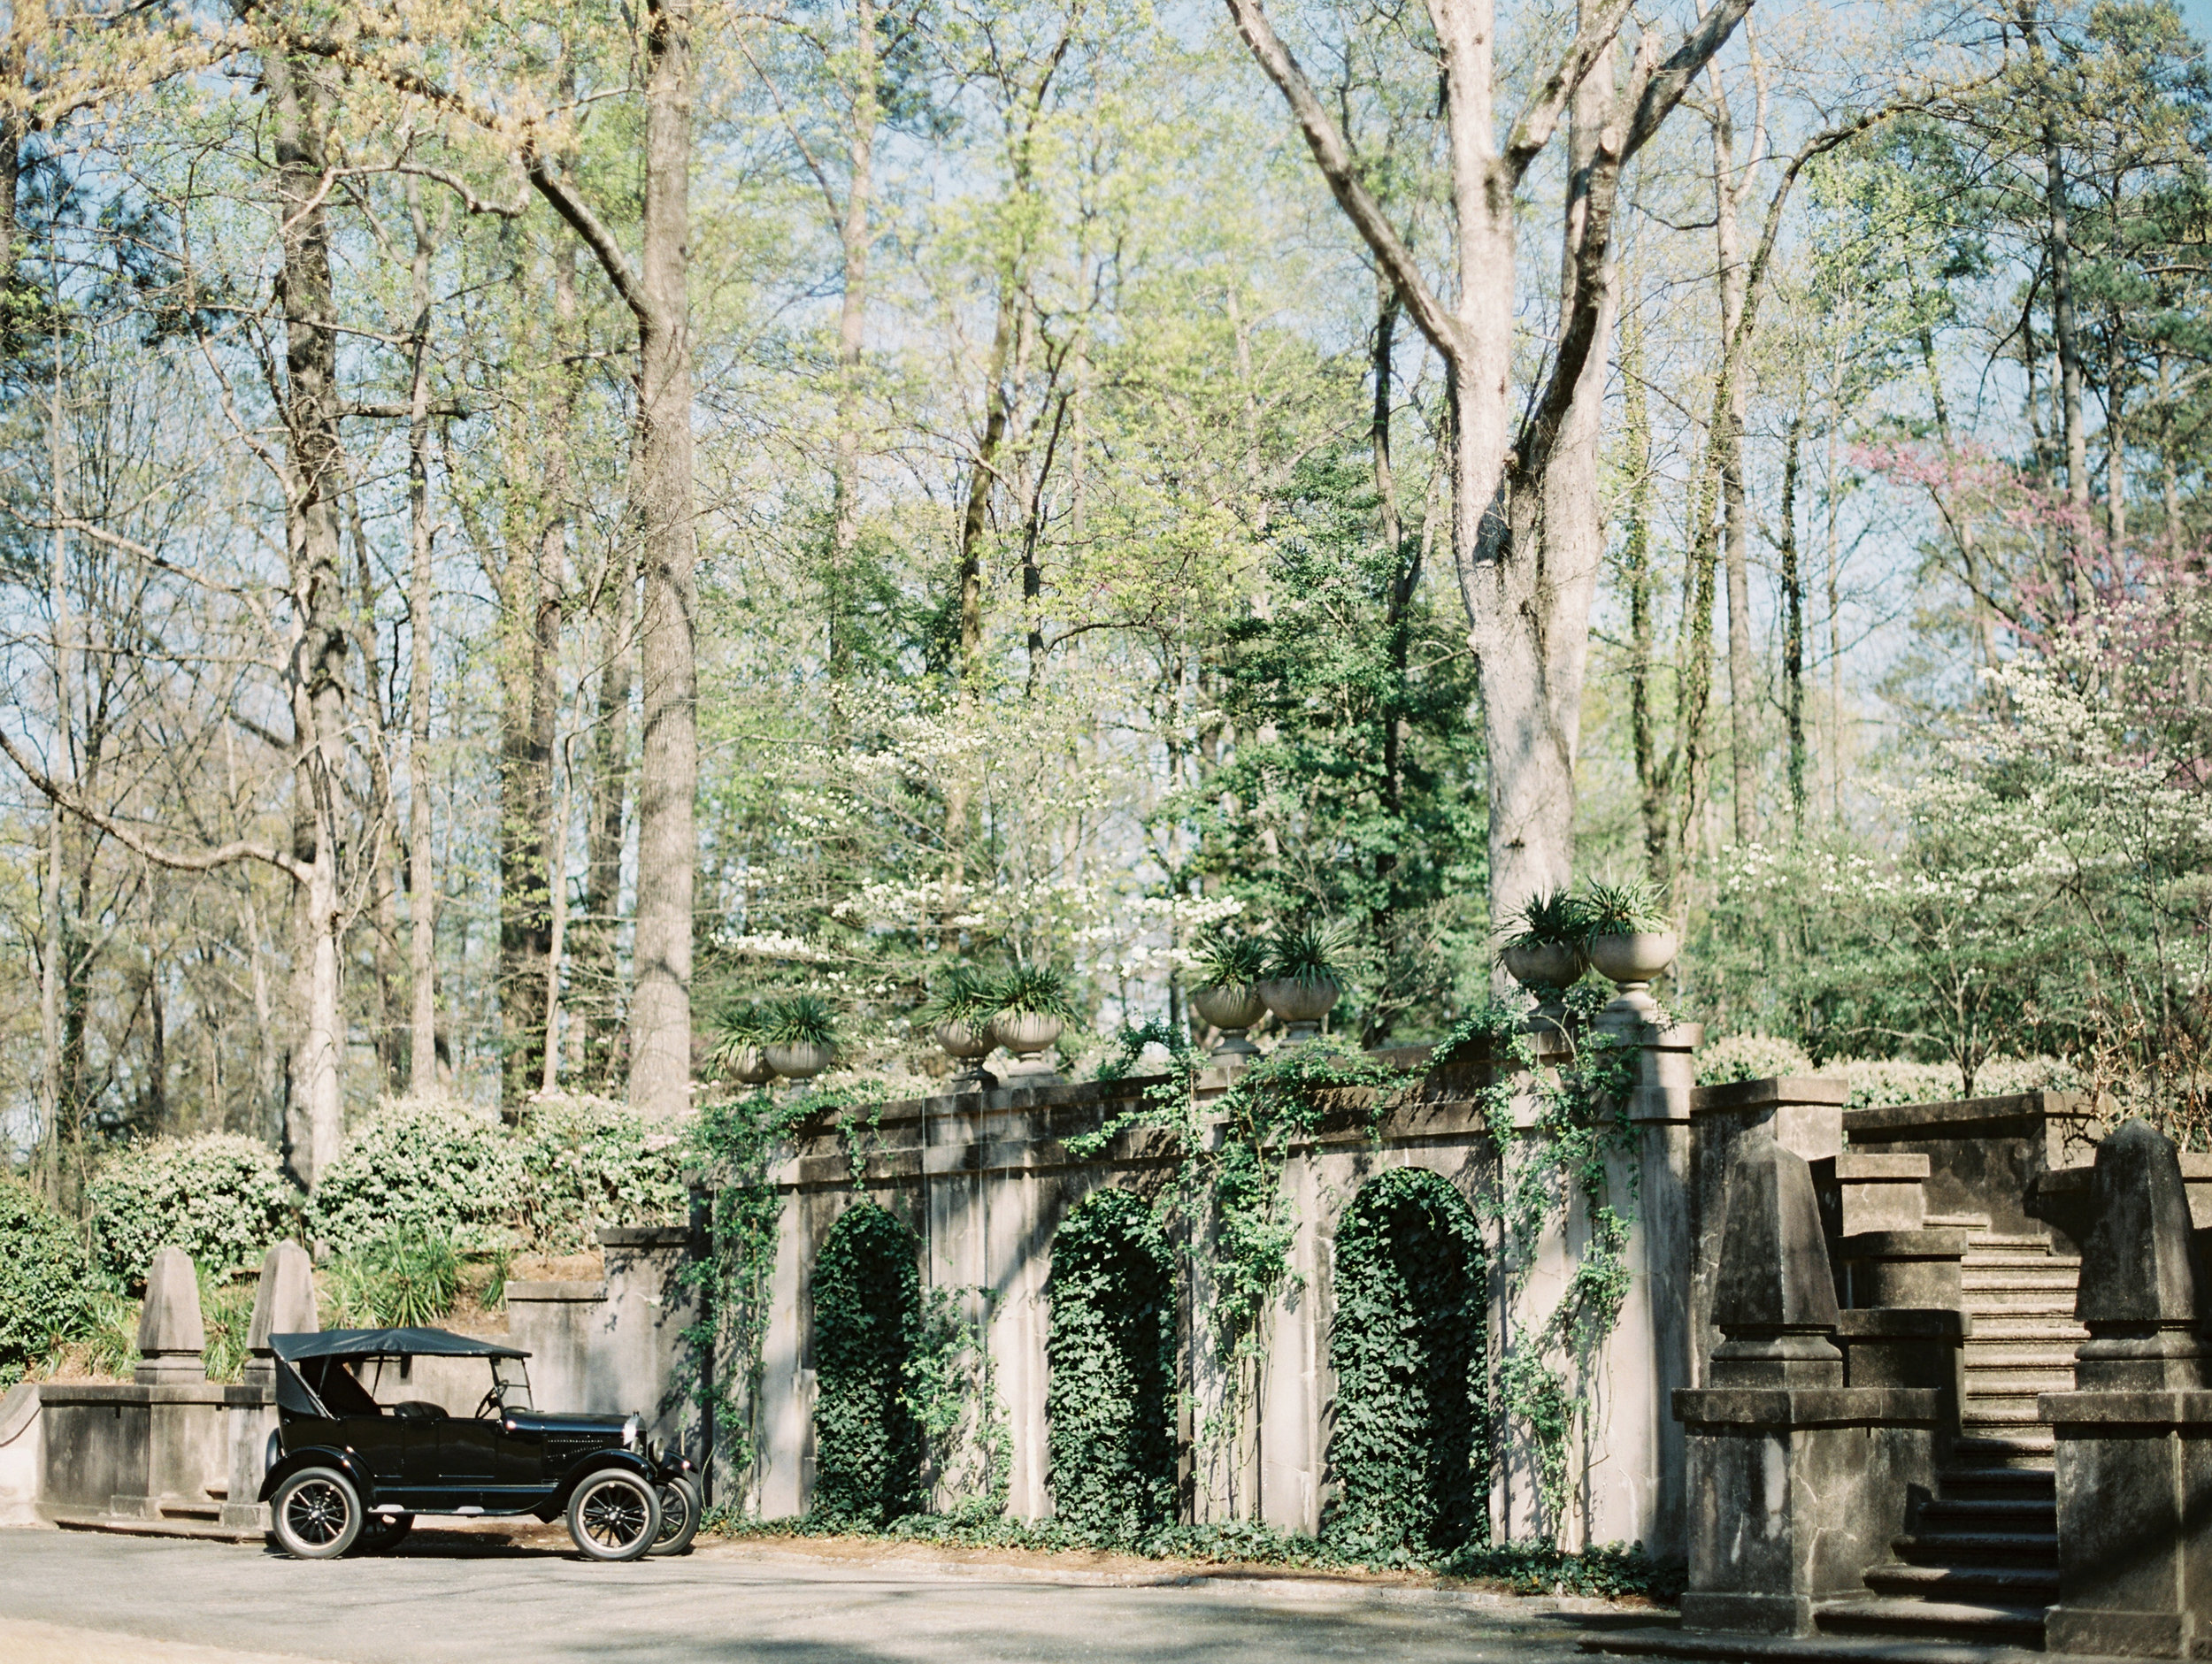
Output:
[{"left": 622, "top": 1415, "right": 639, "bottom": 1450}]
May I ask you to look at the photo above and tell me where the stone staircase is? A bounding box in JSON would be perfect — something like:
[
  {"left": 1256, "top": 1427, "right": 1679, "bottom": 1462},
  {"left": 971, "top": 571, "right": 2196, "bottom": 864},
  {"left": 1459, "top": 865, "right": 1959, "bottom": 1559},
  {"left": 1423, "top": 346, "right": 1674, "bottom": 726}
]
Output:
[{"left": 1816, "top": 1229, "right": 2082, "bottom": 1649}]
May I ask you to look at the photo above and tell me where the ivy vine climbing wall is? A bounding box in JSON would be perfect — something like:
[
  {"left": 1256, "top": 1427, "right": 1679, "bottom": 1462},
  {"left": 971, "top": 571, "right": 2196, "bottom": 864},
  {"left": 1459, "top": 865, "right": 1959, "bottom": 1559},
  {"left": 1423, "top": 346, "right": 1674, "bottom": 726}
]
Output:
[
  {"left": 1043, "top": 1186, "right": 1178, "bottom": 1543},
  {"left": 810, "top": 1200, "right": 925, "bottom": 1524},
  {"left": 1322, "top": 1166, "right": 1488, "bottom": 1560}
]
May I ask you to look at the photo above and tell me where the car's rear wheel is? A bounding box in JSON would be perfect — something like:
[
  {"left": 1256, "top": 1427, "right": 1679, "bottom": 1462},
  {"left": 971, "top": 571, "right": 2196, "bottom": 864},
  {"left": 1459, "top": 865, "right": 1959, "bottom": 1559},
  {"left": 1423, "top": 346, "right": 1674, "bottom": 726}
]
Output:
[
  {"left": 649, "top": 1475, "right": 702, "bottom": 1556},
  {"left": 567, "top": 1470, "right": 660, "bottom": 1562},
  {"left": 270, "top": 1468, "right": 362, "bottom": 1560},
  {"left": 354, "top": 1511, "right": 414, "bottom": 1554}
]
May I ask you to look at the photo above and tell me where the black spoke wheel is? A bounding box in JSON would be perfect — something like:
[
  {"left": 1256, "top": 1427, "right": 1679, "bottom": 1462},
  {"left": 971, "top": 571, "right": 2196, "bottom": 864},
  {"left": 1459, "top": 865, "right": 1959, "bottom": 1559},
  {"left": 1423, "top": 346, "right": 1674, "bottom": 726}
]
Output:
[
  {"left": 649, "top": 1476, "right": 702, "bottom": 1556},
  {"left": 270, "top": 1468, "right": 362, "bottom": 1560},
  {"left": 354, "top": 1512, "right": 414, "bottom": 1555},
  {"left": 567, "top": 1470, "right": 660, "bottom": 1562}
]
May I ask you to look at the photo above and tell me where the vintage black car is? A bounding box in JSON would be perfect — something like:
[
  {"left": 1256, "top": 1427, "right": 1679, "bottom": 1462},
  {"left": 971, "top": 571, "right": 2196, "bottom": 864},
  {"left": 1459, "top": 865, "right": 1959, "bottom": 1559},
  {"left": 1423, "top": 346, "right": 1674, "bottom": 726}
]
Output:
[{"left": 258, "top": 1327, "right": 700, "bottom": 1562}]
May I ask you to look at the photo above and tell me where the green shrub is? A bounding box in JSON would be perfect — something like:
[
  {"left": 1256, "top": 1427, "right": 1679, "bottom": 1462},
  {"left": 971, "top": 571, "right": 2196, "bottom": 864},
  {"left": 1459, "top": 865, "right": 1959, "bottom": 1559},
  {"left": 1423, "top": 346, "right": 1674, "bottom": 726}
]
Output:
[
  {"left": 308, "top": 1096, "right": 525, "bottom": 1254},
  {"left": 1324, "top": 1167, "right": 1487, "bottom": 1560},
  {"left": 811, "top": 1202, "right": 924, "bottom": 1525},
  {"left": 1044, "top": 1188, "right": 1177, "bottom": 1544},
  {"left": 324, "top": 1230, "right": 462, "bottom": 1327},
  {"left": 1832, "top": 1054, "right": 2080, "bottom": 1108},
  {"left": 88, "top": 1133, "right": 300, "bottom": 1288},
  {"left": 1695, "top": 1033, "right": 1817, "bottom": 1086},
  {"left": 0, "top": 1178, "right": 92, "bottom": 1386},
  {"left": 517, "top": 1094, "right": 688, "bottom": 1254}
]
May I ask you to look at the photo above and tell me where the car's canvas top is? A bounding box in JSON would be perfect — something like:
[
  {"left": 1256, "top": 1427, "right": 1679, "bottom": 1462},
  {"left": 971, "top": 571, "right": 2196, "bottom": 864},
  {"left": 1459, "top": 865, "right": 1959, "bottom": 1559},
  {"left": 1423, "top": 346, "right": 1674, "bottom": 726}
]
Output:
[{"left": 270, "top": 1327, "right": 529, "bottom": 1361}]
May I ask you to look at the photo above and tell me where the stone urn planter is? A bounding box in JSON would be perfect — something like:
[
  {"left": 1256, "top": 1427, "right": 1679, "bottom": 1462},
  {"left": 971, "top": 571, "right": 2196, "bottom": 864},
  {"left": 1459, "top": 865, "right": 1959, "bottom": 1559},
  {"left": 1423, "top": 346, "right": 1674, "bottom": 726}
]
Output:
[
  {"left": 726, "top": 1044, "right": 778, "bottom": 1087},
  {"left": 1256, "top": 977, "right": 1338, "bottom": 1045},
  {"left": 993, "top": 1010, "right": 1064, "bottom": 1083},
  {"left": 1587, "top": 929, "right": 1677, "bottom": 1022},
  {"left": 764, "top": 1040, "right": 837, "bottom": 1081},
  {"left": 1190, "top": 983, "right": 1267, "bottom": 1059},
  {"left": 934, "top": 1019, "right": 998, "bottom": 1091},
  {"left": 1500, "top": 942, "right": 1585, "bottom": 992}
]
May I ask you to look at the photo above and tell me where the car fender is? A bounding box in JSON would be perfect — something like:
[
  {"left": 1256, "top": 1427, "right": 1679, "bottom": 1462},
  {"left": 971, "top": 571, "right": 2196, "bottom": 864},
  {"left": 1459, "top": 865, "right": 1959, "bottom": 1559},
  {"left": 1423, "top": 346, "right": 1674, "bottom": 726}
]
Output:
[
  {"left": 549, "top": 1448, "right": 659, "bottom": 1511},
  {"left": 258, "top": 1445, "right": 379, "bottom": 1509}
]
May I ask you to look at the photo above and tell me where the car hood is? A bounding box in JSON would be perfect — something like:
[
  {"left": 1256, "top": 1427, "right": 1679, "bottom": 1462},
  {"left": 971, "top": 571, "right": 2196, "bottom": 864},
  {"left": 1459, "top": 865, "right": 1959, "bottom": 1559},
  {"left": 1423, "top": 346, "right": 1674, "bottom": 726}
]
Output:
[{"left": 503, "top": 1409, "right": 633, "bottom": 1438}]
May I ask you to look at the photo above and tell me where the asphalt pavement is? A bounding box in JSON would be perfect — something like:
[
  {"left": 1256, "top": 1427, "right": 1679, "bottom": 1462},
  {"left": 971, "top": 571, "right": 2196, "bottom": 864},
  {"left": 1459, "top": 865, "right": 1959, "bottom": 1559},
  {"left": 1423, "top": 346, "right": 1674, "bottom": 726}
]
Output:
[{"left": 0, "top": 1526, "right": 1647, "bottom": 1664}]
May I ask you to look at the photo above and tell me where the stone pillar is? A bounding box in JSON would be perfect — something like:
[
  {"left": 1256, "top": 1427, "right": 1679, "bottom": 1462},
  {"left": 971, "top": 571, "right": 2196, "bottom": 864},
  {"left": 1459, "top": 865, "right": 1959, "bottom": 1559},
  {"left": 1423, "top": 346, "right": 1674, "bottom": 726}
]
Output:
[
  {"left": 1690, "top": 1077, "right": 1847, "bottom": 1383},
  {"left": 242, "top": 1241, "right": 318, "bottom": 1390},
  {"left": 2044, "top": 1119, "right": 2212, "bottom": 1659},
  {"left": 221, "top": 1240, "right": 318, "bottom": 1531},
  {"left": 1607, "top": 1016, "right": 1700, "bottom": 1562},
  {"left": 134, "top": 1249, "right": 206, "bottom": 1385},
  {"left": 1676, "top": 1131, "right": 1941, "bottom": 1636}
]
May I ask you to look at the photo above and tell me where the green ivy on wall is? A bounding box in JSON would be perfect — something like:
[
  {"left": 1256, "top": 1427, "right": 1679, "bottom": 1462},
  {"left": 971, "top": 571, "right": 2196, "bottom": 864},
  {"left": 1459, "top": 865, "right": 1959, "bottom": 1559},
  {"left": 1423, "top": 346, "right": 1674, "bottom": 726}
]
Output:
[
  {"left": 1044, "top": 1186, "right": 1178, "bottom": 1544},
  {"left": 810, "top": 1200, "right": 925, "bottom": 1525},
  {"left": 1322, "top": 1167, "right": 1487, "bottom": 1561}
]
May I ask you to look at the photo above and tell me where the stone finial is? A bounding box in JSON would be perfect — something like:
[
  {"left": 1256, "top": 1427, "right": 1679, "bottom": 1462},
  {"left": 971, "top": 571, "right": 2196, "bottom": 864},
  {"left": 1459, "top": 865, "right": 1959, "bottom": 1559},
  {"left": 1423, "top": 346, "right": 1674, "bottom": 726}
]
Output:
[
  {"left": 242, "top": 1240, "right": 319, "bottom": 1388},
  {"left": 1710, "top": 1131, "right": 1844, "bottom": 1385},
  {"left": 134, "top": 1246, "right": 207, "bottom": 1384},
  {"left": 2075, "top": 1117, "right": 2206, "bottom": 1388}
]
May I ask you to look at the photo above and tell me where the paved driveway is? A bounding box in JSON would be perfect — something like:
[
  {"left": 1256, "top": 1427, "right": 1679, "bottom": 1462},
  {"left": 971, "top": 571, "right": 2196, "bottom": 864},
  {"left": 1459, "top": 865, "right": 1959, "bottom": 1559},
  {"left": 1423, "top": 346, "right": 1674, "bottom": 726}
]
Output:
[{"left": 0, "top": 1528, "right": 1647, "bottom": 1663}]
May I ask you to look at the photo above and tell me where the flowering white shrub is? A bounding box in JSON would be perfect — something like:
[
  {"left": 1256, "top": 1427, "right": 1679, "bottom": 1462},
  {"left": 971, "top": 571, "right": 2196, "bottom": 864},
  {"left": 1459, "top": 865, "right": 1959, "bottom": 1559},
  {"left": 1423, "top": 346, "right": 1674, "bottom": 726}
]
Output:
[
  {"left": 88, "top": 1133, "right": 300, "bottom": 1286},
  {"left": 307, "top": 1096, "right": 526, "bottom": 1254}
]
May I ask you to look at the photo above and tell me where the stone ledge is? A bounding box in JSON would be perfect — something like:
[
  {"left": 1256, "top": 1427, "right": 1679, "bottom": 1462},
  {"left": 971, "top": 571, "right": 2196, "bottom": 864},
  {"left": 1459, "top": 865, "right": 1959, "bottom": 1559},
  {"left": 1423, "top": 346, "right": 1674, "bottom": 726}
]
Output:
[
  {"left": 2039, "top": 1389, "right": 2212, "bottom": 1426},
  {"left": 1843, "top": 1091, "right": 2093, "bottom": 1139},
  {"left": 1835, "top": 1231, "right": 1971, "bottom": 1259},
  {"left": 1835, "top": 1309, "right": 1968, "bottom": 1339},
  {"left": 1581, "top": 1621, "right": 2139, "bottom": 1664},
  {"left": 35, "top": 1384, "right": 247, "bottom": 1407},
  {"left": 1674, "top": 1387, "right": 1942, "bottom": 1429},
  {"left": 505, "top": 1279, "right": 607, "bottom": 1303}
]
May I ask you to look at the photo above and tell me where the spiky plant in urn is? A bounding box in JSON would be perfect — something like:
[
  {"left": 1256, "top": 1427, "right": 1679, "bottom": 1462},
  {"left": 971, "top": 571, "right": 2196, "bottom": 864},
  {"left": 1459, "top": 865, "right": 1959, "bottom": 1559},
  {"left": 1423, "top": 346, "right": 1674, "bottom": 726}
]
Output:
[
  {"left": 1188, "top": 930, "right": 1271, "bottom": 1060},
  {"left": 923, "top": 966, "right": 1002, "bottom": 1092},
  {"left": 992, "top": 966, "right": 1077, "bottom": 1084},
  {"left": 762, "top": 994, "right": 840, "bottom": 1080},
  {"left": 710, "top": 1004, "right": 778, "bottom": 1086},
  {"left": 1578, "top": 878, "right": 1677, "bottom": 1023},
  {"left": 1256, "top": 919, "right": 1350, "bottom": 1045},
  {"left": 1497, "top": 888, "right": 1587, "bottom": 1025}
]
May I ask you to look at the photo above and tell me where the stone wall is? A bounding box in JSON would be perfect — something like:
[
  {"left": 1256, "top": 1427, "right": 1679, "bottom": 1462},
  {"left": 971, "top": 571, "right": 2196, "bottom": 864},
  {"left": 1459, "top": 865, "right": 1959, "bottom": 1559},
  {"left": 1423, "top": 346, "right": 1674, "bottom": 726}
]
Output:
[{"left": 732, "top": 1020, "right": 1710, "bottom": 1555}]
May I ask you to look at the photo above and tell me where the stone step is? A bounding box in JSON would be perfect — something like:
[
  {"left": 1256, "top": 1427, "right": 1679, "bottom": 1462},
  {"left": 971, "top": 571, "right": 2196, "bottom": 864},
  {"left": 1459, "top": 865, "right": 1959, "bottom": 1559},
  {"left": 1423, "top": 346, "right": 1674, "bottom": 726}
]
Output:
[
  {"left": 1938, "top": 1466, "right": 2057, "bottom": 1500},
  {"left": 1966, "top": 1365, "right": 2076, "bottom": 1391},
  {"left": 1962, "top": 1289, "right": 2080, "bottom": 1314},
  {"left": 1962, "top": 1267, "right": 2083, "bottom": 1291},
  {"left": 1965, "top": 1244, "right": 2078, "bottom": 1262},
  {"left": 1893, "top": 1530, "right": 2057, "bottom": 1565},
  {"left": 1962, "top": 1401, "right": 2049, "bottom": 1426},
  {"left": 1917, "top": 1496, "right": 2056, "bottom": 1530},
  {"left": 1951, "top": 1432, "right": 2055, "bottom": 1467},
  {"left": 1863, "top": 1561, "right": 2060, "bottom": 1600},
  {"left": 1967, "top": 1315, "right": 2087, "bottom": 1344},
  {"left": 1815, "top": 1597, "right": 2047, "bottom": 1646}
]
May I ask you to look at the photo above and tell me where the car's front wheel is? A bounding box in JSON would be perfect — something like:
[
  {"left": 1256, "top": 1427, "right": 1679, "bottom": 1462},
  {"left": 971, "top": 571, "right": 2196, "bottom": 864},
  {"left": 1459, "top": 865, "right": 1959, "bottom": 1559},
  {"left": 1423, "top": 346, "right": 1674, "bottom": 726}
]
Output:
[
  {"left": 649, "top": 1475, "right": 702, "bottom": 1556},
  {"left": 269, "top": 1468, "right": 362, "bottom": 1560},
  {"left": 567, "top": 1470, "right": 660, "bottom": 1562},
  {"left": 354, "top": 1511, "right": 414, "bottom": 1554}
]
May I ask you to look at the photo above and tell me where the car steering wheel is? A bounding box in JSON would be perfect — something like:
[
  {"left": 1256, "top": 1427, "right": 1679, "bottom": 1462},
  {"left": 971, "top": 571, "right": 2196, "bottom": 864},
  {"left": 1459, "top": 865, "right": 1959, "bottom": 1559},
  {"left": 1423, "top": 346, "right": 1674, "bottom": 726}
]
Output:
[{"left": 475, "top": 1389, "right": 502, "bottom": 1420}]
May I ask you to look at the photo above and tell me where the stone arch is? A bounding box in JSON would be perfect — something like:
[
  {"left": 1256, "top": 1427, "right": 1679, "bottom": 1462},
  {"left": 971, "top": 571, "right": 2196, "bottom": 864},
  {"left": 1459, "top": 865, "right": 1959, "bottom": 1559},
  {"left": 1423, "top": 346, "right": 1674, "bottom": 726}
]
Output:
[
  {"left": 811, "top": 1200, "right": 924, "bottom": 1523},
  {"left": 1323, "top": 1165, "right": 1488, "bottom": 1556},
  {"left": 1043, "top": 1185, "right": 1177, "bottom": 1539}
]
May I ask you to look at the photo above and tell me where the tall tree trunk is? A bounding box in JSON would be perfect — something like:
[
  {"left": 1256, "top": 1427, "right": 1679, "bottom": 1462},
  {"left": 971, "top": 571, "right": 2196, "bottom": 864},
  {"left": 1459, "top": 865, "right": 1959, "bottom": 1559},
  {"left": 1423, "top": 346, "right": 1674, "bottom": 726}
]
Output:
[
  {"left": 1713, "top": 97, "right": 1755, "bottom": 844},
  {"left": 2020, "top": 4, "right": 2088, "bottom": 530},
  {"left": 1375, "top": 277, "right": 1413, "bottom": 879},
  {"left": 1620, "top": 300, "right": 1667, "bottom": 882},
  {"left": 406, "top": 180, "right": 439, "bottom": 1093},
  {"left": 38, "top": 337, "right": 68, "bottom": 1204},
  {"left": 583, "top": 533, "right": 634, "bottom": 1089},
  {"left": 265, "top": 45, "right": 349, "bottom": 1186},
  {"left": 1779, "top": 412, "right": 1805, "bottom": 834},
  {"left": 2105, "top": 312, "right": 2125, "bottom": 544},
  {"left": 626, "top": 0, "right": 699, "bottom": 1119},
  {"left": 827, "top": 0, "right": 879, "bottom": 686}
]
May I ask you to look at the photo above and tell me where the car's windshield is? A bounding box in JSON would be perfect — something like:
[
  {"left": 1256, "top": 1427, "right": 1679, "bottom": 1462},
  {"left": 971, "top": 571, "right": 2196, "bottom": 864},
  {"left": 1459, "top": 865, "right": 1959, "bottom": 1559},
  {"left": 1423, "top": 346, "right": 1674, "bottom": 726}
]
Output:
[{"left": 493, "top": 1355, "right": 533, "bottom": 1411}]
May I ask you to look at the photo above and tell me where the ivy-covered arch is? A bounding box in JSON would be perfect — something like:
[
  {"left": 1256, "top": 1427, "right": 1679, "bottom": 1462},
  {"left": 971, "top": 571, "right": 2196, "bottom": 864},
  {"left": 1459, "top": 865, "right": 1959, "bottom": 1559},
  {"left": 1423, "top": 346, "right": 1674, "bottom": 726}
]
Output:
[
  {"left": 1044, "top": 1185, "right": 1178, "bottom": 1542},
  {"left": 811, "top": 1200, "right": 925, "bottom": 1523},
  {"left": 1323, "top": 1165, "right": 1488, "bottom": 1558}
]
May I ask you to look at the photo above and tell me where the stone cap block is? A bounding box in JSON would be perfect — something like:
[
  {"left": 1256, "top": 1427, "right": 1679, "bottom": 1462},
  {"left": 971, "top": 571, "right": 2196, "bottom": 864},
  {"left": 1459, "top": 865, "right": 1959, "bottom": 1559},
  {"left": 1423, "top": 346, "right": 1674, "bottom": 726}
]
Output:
[
  {"left": 1830, "top": 1154, "right": 1932, "bottom": 1181},
  {"left": 2078, "top": 1119, "right": 2197, "bottom": 1326},
  {"left": 1837, "top": 1229, "right": 1972, "bottom": 1260},
  {"left": 1843, "top": 1089, "right": 2093, "bottom": 1139},
  {"left": 2039, "top": 1390, "right": 2212, "bottom": 1428},
  {"left": 1692, "top": 1077, "right": 1849, "bottom": 1114},
  {"left": 36, "top": 1383, "right": 234, "bottom": 1407},
  {"left": 1673, "top": 1386, "right": 1943, "bottom": 1429},
  {"left": 596, "top": 1225, "right": 693, "bottom": 1250}
]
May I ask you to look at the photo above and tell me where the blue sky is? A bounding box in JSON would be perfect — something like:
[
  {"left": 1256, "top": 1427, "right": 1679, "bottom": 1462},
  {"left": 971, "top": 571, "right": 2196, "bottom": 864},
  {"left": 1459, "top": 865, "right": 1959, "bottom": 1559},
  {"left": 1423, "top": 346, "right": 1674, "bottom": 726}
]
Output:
[{"left": 2186, "top": 0, "right": 2212, "bottom": 42}]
